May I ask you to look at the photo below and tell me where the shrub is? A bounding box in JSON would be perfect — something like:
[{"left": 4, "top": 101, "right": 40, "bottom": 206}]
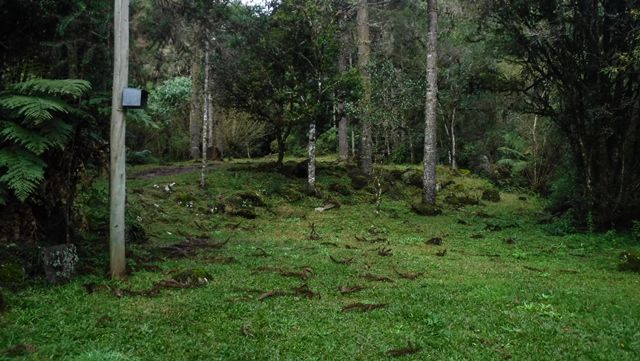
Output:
[{"left": 316, "top": 127, "right": 338, "bottom": 155}]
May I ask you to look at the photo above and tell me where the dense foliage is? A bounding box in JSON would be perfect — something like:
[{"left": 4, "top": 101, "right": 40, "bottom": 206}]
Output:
[{"left": 0, "top": 0, "right": 638, "bottom": 256}]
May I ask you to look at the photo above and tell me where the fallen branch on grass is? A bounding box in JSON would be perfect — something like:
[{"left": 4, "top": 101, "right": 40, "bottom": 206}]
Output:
[
  {"left": 362, "top": 273, "right": 394, "bottom": 282},
  {"left": 387, "top": 345, "right": 422, "bottom": 357},
  {"left": 338, "top": 285, "right": 365, "bottom": 294},
  {"left": 330, "top": 255, "right": 355, "bottom": 264},
  {"left": 394, "top": 268, "right": 424, "bottom": 280},
  {"left": 341, "top": 302, "right": 388, "bottom": 313}
]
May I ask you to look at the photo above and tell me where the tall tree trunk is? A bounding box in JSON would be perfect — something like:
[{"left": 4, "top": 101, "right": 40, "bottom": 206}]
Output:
[
  {"left": 338, "top": 103, "right": 349, "bottom": 161},
  {"left": 308, "top": 120, "right": 317, "bottom": 192},
  {"left": 189, "top": 50, "right": 202, "bottom": 160},
  {"left": 422, "top": 0, "right": 438, "bottom": 205},
  {"left": 338, "top": 30, "right": 349, "bottom": 161},
  {"left": 357, "top": 0, "right": 373, "bottom": 175},
  {"left": 450, "top": 107, "right": 457, "bottom": 170},
  {"left": 351, "top": 129, "right": 356, "bottom": 158},
  {"left": 275, "top": 126, "right": 286, "bottom": 167},
  {"left": 109, "top": 0, "right": 129, "bottom": 279},
  {"left": 206, "top": 54, "right": 215, "bottom": 160},
  {"left": 200, "top": 45, "right": 210, "bottom": 188}
]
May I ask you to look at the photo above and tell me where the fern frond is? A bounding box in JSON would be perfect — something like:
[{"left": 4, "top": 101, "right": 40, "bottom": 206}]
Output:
[
  {"left": 0, "top": 96, "right": 71, "bottom": 124},
  {"left": 0, "top": 148, "right": 46, "bottom": 202},
  {"left": 0, "top": 121, "right": 50, "bottom": 154},
  {"left": 8, "top": 79, "right": 91, "bottom": 99},
  {"left": 0, "top": 120, "right": 73, "bottom": 155},
  {"left": 41, "top": 119, "right": 74, "bottom": 149}
]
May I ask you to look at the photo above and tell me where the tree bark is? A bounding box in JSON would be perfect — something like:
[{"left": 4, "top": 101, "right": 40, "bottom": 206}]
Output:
[
  {"left": 109, "top": 0, "right": 129, "bottom": 279},
  {"left": 338, "top": 104, "right": 349, "bottom": 161},
  {"left": 357, "top": 0, "right": 373, "bottom": 175},
  {"left": 189, "top": 50, "right": 202, "bottom": 160},
  {"left": 450, "top": 107, "right": 457, "bottom": 170},
  {"left": 308, "top": 121, "right": 317, "bottom": 192},
  {"left": 275, "top": 126, "right": 286, "bottom": 167},
  {"left": 200, "top": 45, "right": 210, "bottom": 188},
  {"left": 206, "top": 51, "right": 215, "bottom": 160},
  {"left": 422, "top": 0, "right": 438, "bottom": 205},
  {"left": 338, "top": 30, "right": 349, "bottom": 161}
]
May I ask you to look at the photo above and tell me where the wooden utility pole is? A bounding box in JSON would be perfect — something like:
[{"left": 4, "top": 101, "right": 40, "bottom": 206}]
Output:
[
  {"left": 109, "top": 0, "right": 129, "bottom": 278},
  {"left": 422, "top": 0, "right": 438, "bottom": 205}
]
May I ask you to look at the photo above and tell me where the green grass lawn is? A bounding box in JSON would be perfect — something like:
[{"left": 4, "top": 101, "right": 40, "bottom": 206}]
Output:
[{"left": 1, "top": 158, "right": 639, "bottom": 360}]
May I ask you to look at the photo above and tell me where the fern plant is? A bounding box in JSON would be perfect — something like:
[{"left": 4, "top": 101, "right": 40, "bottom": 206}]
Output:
[{"left": 0, "top": 79, "right": 91, "bottom": 203}]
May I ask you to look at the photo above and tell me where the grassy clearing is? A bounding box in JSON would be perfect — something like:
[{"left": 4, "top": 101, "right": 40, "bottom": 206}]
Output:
[{"left": 1, "top": 158, "right": 639, "bottom": 360}]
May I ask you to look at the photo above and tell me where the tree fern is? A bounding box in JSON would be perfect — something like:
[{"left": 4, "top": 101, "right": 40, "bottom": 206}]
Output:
[
  {"left": 0, "top": 79, "right": 90, "bottom": 204},
  {"left": 0, "top": 148, "right": 46, "bottom": 202},
  {"left": 7, "top": 79, "right": 91, "bottom": 98}
]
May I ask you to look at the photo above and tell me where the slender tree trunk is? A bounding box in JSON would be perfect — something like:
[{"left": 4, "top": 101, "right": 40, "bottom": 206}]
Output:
[
  {"left": 338, "top": 34, "right": 349, "bottom": 160},
  {"left": 351, "top": 129, "right": 356, "bottom": 158},
  {"left": 422, "top": 0, "right": 438, "bottom": 205},
  {"left": 200, "top": 45, "right": 210, "bottom": 188},
  {"left": 308, "top": 120, "right": 317, "bottom": 192},
  {"left": 450, "top": 107, "right": 457, "bottom": 170},
  {"left": 276, "top": 126, "right": 285, "bottom": 167},
  {"left": 189, "top": 50, "right": 202, "bottom": 160},
  {"left": 338, "top": 104, "right": 349, "bottom": 161},
  {"left": 409, "top": 127, "right": 415, "bottom": 164},
  {"left": 357, "top": 0, "right": 373, "bottom": 175},
  {"left": 206, "top": 55, "right": 215, "bottom": 160},
  {"left": 109, "top": 0, "right": 129, "bottom": 279}
]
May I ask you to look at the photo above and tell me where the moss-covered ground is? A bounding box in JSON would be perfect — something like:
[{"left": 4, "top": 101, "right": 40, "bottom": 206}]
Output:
[{"left": 1, "top": 157, "right": 639, "bottom": 360}]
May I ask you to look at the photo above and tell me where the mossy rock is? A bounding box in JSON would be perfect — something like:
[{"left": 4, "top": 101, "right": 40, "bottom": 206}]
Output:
[
  {"left": 482, "top": 189, "right": 501, "bottom": 202},
  {"left": 0, "top": 262, "right": 25, "bottom": 287},
  {"left": 444, "top": 194, "right": 479, "bottom": 207},
  {"left": 173, "top": 268, "right": 212, "bottom": 285},
  {"left": 388, "top": 169, "right": 405, "bottom": 181},
  {"left": 329, "top": 182, "right": 352, "bottom": 196},
  {"left": 279, "top": 161, "right": 298, "bottom": 178},
  {"left": 348, "top": 171, "right": 369, "bottom": 190},
  {"left": 385, "top": 185, "right": 406, "bottom": 201},
  {"left": 215, "top": 192, "right": 263, "bottom": 219},
  {"left": 293, "top": 159, "right": 310, "bottom": 178},
  {"left": 411, "top": 202, "right": 443, "bottom": 216},
  {"left": 217, "top": 204, "right": 257, "bottom": 219},
  {"left": 233, "top": 191, "right": 266, "bottom": 207},
  {"left": 401, "top": 170, "right": 423, "bottom": 188},
  {"left": 280, "top": 186, "right": 305, "bottom": 202},
  {"left": 175, "top": 192, "right": 197, "bottom": 203},
  {"left": 619, "top": 251, "right": 640, "bottom": 273}
]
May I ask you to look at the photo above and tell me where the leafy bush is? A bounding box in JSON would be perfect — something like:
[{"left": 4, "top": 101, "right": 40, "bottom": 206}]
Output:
[
  {"left": 128, "top": 77, "right": 192, "bottom": 160},
  {"left": 316, "top": 127, "right": 337, "bottom": 155},
  {"left": 220, "top": 109, "right": 268, "bottom": 158},
  {"left": 543, "top": 212, "right": 576, "bottom": 236}
]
